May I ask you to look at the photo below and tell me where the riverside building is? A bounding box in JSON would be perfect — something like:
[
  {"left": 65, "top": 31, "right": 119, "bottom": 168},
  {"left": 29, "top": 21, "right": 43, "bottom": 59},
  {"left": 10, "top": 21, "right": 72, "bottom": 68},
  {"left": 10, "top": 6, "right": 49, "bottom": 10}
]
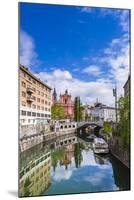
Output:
[{"left": 20, "top": 64, "right": 52, "bottom": 128}]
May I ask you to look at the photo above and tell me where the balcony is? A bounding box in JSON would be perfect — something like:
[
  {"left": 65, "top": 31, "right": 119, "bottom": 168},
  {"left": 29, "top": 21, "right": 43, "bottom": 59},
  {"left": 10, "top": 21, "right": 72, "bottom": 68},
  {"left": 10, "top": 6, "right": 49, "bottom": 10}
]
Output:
[
  {"left": 27, "top": 96, "right": 34, "bottom": 102},
  {"left": 27, "top": 87, "right": 34, "bottom": 93}
]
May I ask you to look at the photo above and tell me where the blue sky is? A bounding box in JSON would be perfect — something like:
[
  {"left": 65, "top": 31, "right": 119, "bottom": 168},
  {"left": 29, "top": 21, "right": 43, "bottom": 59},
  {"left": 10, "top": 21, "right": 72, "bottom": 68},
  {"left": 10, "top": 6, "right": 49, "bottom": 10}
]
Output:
[{"left": 19, "top": 3, "right": 130, "bottom": 106}]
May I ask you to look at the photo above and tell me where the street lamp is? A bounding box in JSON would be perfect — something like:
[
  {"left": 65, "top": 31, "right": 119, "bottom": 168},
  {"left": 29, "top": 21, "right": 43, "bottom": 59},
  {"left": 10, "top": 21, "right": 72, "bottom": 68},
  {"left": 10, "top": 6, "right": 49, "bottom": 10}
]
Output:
[{"left": 113, "top": 86, "right": 118, "bottom": 125}]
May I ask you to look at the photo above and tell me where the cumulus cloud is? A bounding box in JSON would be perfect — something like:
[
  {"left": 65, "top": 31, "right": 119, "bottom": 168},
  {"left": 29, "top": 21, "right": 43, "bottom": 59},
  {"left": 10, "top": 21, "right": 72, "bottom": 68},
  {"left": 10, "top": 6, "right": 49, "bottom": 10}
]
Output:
[
  {"left": 35, "top": 31, "right": 129, "bottom": 107},
  {"left": 83, "top": 65, "right": 102, "bottom": 76},
  {"left": 20, "top": 30, "right": 40, "bottom": 68},
  {"left": 102, "top": 33, "right": 130, "bottom": 96},
  {"left": 35, "top": 68, "right": 114, "bottom": 106},
  {"left": 52, "top": 165, "right": 73, "bottom": 182}
]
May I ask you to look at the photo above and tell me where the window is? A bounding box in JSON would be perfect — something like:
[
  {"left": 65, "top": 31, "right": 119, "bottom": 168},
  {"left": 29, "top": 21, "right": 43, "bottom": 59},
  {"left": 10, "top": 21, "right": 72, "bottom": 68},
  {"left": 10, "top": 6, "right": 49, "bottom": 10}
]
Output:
[
  {"left": 33, "top": 96, "right": 36, "bottom": 101},
  {"left": 22, "top": 91, "right": 26, "bottom": 97},
  {"left": 31, "top": 163, "right": 35, "bottom": 169},
  {"left": 45, "top": 108, "right": 47, "bottom": 111},
  {"left": 45, "top": 114, "right": 47, "bottom": 117},
  {"left": 41, "top": 99, "right": 44, "bottom": 104},
  {"left": 37, "top": 113, "right": 40, "bottom": 117},
  {"left": 22, "top": 101, "right": 26, "bottom": 106},
  {"left": 32, "top": 80, "right": 36, "bottom": 84},
  {"left": 32, "top": 104, "right": 36, "bottom": 109},
  {"left": 32, "top": 87, "right": 36, "bottom": 92},
  {"left": 21, "top": 110, "right": 26, "bottom": 116},
  {"left": 37, "top": 90, "right": 40, "bottom": 95},
  {"left": 37, "top": 106, "right": 40, "bottom": 110},
  {"left": 41, "top": 106, "right": 44, "bottom": 110},
  {"left": 48, "top": 102, "right": 51, "bottom": 106},
  {"left": 37, "top": 98, "right": 40, "bottom": 102},
  {"left": 27, "top": 111, "right": 31, "bottom": 116},
  {"left": 41, "top": 92, "right": 44, "bottom": 97},
  {"left": 45, "top": 101, "right": 47, "bottom": 105},
  {"left": 48, "top": 108, "right": 50, "bottom": 112},
  {"left": 21, "top": 81, "right": 26, "bottom": 88},
  {"left": 41, "top": 114, "right": 44, "bottom": 117},
  {"left": 45, "top": 94, "right": 47, "bottom": 98},
  {"left": 32, "top": 112, "right": 36, "bottom": 117},
  {"left": 28, "top": 76, "right": 31, "bottom": 81}
]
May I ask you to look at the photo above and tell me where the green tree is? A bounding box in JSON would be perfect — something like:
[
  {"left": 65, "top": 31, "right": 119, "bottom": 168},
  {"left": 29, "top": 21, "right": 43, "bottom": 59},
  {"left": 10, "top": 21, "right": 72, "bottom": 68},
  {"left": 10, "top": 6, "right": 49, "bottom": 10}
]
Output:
[
  {"left": 74, "top": 97, "right": 82, "bottom": 122},
  {"left": 51, "top": 104, "right": 65, "bottom": 120},
  {"left": 103, "top": 122, "right": 112, "bottom": 135},
  {"left": 51, "top": 148, "right": 65, "bottom": 171},
  {"left": 117, "top": 96, "right": 130, "bottom": 149}
]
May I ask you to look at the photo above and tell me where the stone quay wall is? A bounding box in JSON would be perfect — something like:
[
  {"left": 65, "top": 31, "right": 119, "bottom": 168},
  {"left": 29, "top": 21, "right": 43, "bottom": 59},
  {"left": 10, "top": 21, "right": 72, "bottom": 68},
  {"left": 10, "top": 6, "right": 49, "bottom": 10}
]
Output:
[{"left": 109, "top": 136, "right": 130, "bottom": 168}]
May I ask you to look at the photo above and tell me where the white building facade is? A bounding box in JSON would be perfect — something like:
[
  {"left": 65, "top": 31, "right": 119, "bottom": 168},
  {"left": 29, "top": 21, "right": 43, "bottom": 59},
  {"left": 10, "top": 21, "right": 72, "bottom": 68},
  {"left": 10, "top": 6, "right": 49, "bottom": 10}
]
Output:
[{"left": 90, "top": 103, "right": 116, "bottom": 122}]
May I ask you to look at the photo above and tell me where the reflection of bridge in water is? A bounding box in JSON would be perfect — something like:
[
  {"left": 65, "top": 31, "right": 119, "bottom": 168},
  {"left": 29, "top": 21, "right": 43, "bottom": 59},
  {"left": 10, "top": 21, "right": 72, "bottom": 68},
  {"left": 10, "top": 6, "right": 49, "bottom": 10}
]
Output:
[
  {"left": 20, "top": 121, "right": 104, "bottom": 152},
  {"left": 77, "top": 121, "right": 104, "bottom": 138}
]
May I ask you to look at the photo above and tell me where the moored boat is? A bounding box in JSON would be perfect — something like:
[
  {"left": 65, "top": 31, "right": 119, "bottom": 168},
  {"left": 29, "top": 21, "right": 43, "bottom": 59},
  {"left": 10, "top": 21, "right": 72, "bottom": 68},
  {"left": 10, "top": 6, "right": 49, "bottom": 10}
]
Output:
[{"left": 93, "top": 137, "right": 109, "bottom": 154}]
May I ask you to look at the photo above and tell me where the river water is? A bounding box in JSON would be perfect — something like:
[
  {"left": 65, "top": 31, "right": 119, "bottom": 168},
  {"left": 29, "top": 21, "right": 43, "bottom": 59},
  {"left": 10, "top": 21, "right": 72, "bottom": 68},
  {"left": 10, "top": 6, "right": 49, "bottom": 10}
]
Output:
[{"left": 19, "top": 136, "right": 130, "bottom": 197}]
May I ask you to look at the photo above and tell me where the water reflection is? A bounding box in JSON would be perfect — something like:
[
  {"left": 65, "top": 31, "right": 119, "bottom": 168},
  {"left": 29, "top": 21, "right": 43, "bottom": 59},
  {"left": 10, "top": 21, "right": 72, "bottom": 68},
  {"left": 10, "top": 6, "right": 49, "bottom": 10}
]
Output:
[
  {"left": 19, "top": 138, "right": 130, "bottom": 197},
  {"left": 19, "top": 144, "right": 51, "bottom": 197}
]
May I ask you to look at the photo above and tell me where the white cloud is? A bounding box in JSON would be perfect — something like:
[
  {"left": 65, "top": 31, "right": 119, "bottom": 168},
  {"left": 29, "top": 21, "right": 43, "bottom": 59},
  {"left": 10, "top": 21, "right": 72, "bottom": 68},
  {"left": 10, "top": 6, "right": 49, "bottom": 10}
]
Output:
[
  {"left": 80, "top": 7, "right": 130, "bottom": 33},
  {"left": 80, "top": 7, "right": 92, "bottom": 13},
  {"left": 83, "top": 65, "right": 101, "bottom": 76},
  {"left": 35, "top": 31, "right": 129, "bottom": 107},
  {"left": 53, "top": 69, "right": 72, "bottom": 80},
  {"left": 20, "top": 30, "right": 40, "bottom": 68},
  {"left": 52, "top": 165, "right": 73, "bottom": 182},
  {"left": 35, "top": 68, "right": 114, "bottom": 106},
  {"left": 102, "top": 34, "right": 129, "bottom": 96}
]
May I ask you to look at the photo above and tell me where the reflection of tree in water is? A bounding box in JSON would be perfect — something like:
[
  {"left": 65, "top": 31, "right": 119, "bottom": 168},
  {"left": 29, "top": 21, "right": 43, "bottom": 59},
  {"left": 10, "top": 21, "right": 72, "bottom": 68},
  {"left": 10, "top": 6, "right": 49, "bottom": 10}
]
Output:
[
  {"left": 74, "top": 143, "right": 83, "bottom": 168},
  {"left": 94, "top": 154, "right": 109, "bottom": 165},
  {"left": 51, "top": 148, "right": 65, "bottom": 172},
  {"left": 109, "top": 155, "right": 130, "bottom": 190}
]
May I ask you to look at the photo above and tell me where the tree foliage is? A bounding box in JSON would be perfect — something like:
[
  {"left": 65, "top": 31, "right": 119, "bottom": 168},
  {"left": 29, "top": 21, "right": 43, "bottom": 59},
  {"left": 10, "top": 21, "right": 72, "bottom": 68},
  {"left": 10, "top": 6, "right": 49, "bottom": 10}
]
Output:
[
  {"left": 51, "top": 148, "right": 65, "bottom": 171},
  {"left": 74, "top": 97, "right": 82, "bottom": 122},
  {"left": 51, "top": 104, "right": 65, "bottom": 120},
  {"left": 117, "top": 96, "right": 130, "bottom": 149},
  {"left": 103, "top": 122, "right": 112, "bottom": 135}
]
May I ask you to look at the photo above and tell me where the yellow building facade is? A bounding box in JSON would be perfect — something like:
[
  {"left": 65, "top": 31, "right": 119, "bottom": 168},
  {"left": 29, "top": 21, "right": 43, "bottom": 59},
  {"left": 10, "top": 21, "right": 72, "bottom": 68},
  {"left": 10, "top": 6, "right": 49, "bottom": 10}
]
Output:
[{"left": 20, "top": 64, "right": 52, "bottom": 127}]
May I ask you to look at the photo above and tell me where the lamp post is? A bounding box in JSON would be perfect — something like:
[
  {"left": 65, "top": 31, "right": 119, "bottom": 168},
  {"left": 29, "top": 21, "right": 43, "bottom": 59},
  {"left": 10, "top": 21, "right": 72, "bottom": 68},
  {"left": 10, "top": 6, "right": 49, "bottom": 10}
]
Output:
[{"left": 113, "top": 86, "right": 118, "bottom": 126}]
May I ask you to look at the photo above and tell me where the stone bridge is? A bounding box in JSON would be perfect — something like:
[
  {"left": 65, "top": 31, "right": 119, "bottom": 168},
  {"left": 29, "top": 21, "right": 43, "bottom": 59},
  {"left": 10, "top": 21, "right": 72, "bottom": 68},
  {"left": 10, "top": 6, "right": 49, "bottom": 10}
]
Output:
[
  {"left": 76, "top": 121, "right": 104, "bottom": 137},
  {"left": 77, "top": 121, "right": 104, "bottom": 128}
]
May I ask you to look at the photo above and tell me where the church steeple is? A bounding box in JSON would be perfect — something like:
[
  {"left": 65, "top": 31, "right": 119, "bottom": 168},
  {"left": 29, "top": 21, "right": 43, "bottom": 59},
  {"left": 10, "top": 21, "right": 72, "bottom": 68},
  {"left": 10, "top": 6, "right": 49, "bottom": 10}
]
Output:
[
  {"left": 65, "top": 89, "right": 68, "bottom": 95},
  {"left": 52, "top": 88, "right": 57, "bottom": 104}
]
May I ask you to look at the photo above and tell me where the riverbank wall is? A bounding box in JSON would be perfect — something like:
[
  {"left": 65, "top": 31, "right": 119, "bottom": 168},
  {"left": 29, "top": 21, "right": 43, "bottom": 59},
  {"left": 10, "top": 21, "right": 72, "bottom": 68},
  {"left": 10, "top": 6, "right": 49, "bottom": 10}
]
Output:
[
  {"left": 20, "top": 127, "right": 76, "bottom": 152},
  {"left": 109, "top": 136, "right": 130, "bottom": 168},
  {"left": 101, "top": 133, "right": 130, "bottom": 168}
]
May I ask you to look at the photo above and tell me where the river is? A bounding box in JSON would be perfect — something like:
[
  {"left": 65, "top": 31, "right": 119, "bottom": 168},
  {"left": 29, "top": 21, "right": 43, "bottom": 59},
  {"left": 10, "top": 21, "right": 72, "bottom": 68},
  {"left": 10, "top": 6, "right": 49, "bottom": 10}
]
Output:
[{"left": 19, "top": 136, "right": 130, "bottom": 197}]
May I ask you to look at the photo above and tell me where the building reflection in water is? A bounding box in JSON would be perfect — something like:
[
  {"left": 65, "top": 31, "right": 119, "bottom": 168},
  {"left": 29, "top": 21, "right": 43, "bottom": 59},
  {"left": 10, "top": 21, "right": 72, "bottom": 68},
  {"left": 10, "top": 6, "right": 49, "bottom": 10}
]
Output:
[
  {"left": 51, "top": 142, "right": 83, "bottom": 171},
  {"left": 19, "top": 143, "right": 51, "bottom": 197},
  {"left": 60, "top": 144, "right": 75, "bottom": 170}
]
